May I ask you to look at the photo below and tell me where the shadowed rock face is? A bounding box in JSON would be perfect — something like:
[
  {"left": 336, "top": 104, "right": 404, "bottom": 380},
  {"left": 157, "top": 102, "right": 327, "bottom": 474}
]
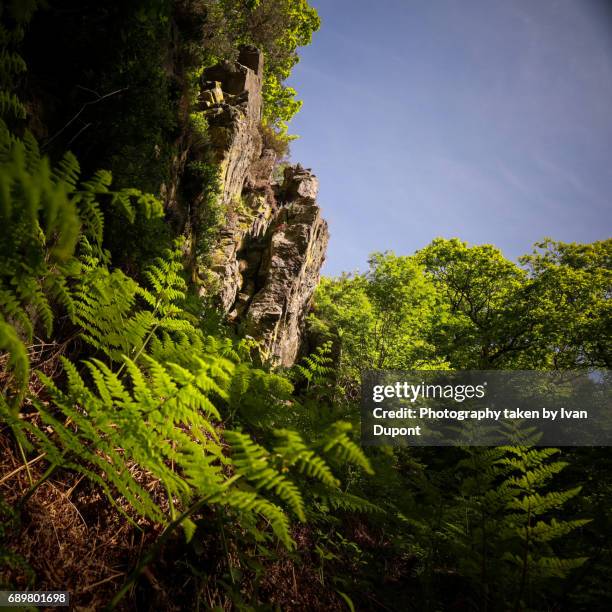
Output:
[
  {"left": 198, "top": 48, "right": 329, "bottom": 366},
  {"left": 244, "top": 167, "right": 329, "bottom": 366}
]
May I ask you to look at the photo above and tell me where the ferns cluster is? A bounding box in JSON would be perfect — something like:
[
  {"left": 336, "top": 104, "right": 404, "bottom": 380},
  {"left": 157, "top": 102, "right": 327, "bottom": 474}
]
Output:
[
  {"left": 0, "top": 9, "right": 29, "bottom": 123},
  {"left": 428, "top": 445, "right": 590, "bottom": 608},
  {"left": 292, "top": 340, "right": 334, "bottom": 392},
  {"left": 0, "top": 113, "right": 374, "bottom": 596},
  {"left": 0, "top": 125, "right": 82, "bottom": 397},
  {"left": 0, "top": 118, "right": 164, "bottom": 401}
]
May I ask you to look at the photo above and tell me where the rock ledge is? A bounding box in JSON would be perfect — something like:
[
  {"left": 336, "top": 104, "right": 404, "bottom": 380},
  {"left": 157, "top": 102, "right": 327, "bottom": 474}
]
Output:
[{"left": 198, "top": 48, "right": 329, "bottom": 366}]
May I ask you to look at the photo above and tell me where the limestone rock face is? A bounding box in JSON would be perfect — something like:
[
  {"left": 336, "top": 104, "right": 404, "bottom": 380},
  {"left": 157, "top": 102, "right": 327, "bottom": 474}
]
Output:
[{"left": 196, "top": 48, "right": 329, "bottom": 366}]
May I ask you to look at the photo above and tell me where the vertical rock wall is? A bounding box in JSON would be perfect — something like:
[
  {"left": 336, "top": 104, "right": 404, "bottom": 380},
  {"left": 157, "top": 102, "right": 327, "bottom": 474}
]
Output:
[{"left": 197, "top": 47, "right": 329, "bottom": 366}]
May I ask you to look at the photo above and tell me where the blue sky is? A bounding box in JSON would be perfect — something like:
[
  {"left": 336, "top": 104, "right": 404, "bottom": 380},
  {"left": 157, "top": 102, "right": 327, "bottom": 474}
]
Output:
[{"left": 286, "top": 0, "right": 612, "bottom": 275}]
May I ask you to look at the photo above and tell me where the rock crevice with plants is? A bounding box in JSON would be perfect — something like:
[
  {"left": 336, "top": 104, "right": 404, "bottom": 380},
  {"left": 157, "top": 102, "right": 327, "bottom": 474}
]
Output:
[{"left": 195, "top": 47, "right": 329, "bottom": 365}]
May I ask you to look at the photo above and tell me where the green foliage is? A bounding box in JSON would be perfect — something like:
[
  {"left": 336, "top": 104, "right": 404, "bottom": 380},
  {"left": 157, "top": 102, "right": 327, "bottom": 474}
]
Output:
[
  {"left": 0, "top": 90, "right": 24, "bottom": 120},
  {"left": 274, "top": 428, "right": 339, "bottom": 488},
  {"left": 261, "top": 74, "right": 302, "bottom": 132},
  {"left": 1, "top": 6, "right": 610, "bottom": 609},
  {"left": 0, "top": 495, "right": 34, "bottom": 589},
  {"left": 13, "top": 226, "right": 367, "bottom": 555},
  {"left": 0, "top": 120, "right": 165, "bottom": 403},
  {"left": 225, "top": 430, "right": 307, "bottom": 523},
  {"left": 416, "top": 237, "right": 612, "bottom": 369},
  {"left": 176, "top": 0, "right": 320, "bottom": 132},
  {"left": 0, "top": 10, "right": 29, "bottom": 123},
  {"left": 313, "top": 238, "right": 612, "bottom": 386},
  {"left": 186, "top": 160, "right": 223, "bottom": 265},
  {"left": 309, "top": 239, "right": 610, "bottom": 609},
  {"left": 32, "top": 354, "right": 225, "bottom": 523},
  {"left": 416, "top": 237, "right": 534, "bottom": 368},
  {"left": 519, "top": 238, "right": 611, "bottom": 368},
  {"left": 72, "top": 243, "right": 187, "bottom": 363},
  {"left": 321, "top": 421, "right": 373, "bottom": 475},
  {"left": 0, "top": 123, "right": 80, "bottom": 397},
  {"left": 0, "top": 114, "right": 376, "bottom": 612},
  {"left": 259, "top": 121, "right": 291, "bottom": 158},
  {"left": 310, "top": 252, "right": 444, "bottom": 394},
  {"left": 2, "top": 0, "right": 41, "bottom": 25},
  {"left": 442, "top": 446, "right": 590, "bottom": 609},
  {"left": 245, "top": 0, "right": 320, "bottom": 130},
  {"left": 292, "top": 340, "right": 334, "bottom": 392}
]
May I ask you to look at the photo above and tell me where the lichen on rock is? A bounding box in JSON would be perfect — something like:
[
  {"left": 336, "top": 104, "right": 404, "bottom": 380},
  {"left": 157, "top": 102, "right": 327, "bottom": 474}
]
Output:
[{"left": 195, "top": 47, "right": 329, "bottom": 366}]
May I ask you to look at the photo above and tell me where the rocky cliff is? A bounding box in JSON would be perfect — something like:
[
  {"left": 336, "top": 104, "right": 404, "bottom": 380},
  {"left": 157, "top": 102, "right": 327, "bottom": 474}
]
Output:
[{"left": 197, "top": 47, "right": 328, "bottom": 366}]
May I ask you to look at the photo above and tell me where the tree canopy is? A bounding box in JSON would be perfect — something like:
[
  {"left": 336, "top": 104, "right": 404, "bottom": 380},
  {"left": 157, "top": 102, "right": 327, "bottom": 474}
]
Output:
[{"left": 311, "top": 237, "right": 612, "bottom": 382}]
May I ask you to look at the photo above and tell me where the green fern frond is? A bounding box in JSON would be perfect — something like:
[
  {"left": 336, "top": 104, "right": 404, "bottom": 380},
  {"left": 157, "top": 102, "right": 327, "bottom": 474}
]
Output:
[
  {"left": 224, "top": 489, "right": 294, "bottom": 549},
  {"left": 273, "top": 428, "right": 339, "bottom": 487},
  {"left": 0, "top": 314, "right": 28, "bottom": 394},
  {"left": 0, "top": 90, "right": 26, "bottom": 120},
  {"left": 51, "top": 151, "right": 80, "bottom": 190},
  {"left": 0, "top": 50, "right": 26, "bottom": 79},
  {"left": 310, "top": 485, "right": 382, "bottom": 514},
  {"left": 320, "top": 422, "right": 374, "bottom": 475},
  {"left": 225, "top": 430, "right": 306, "bottom": 521},
  {"left": 292, "top": 340, "right": 334, "bottom": 388}
]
